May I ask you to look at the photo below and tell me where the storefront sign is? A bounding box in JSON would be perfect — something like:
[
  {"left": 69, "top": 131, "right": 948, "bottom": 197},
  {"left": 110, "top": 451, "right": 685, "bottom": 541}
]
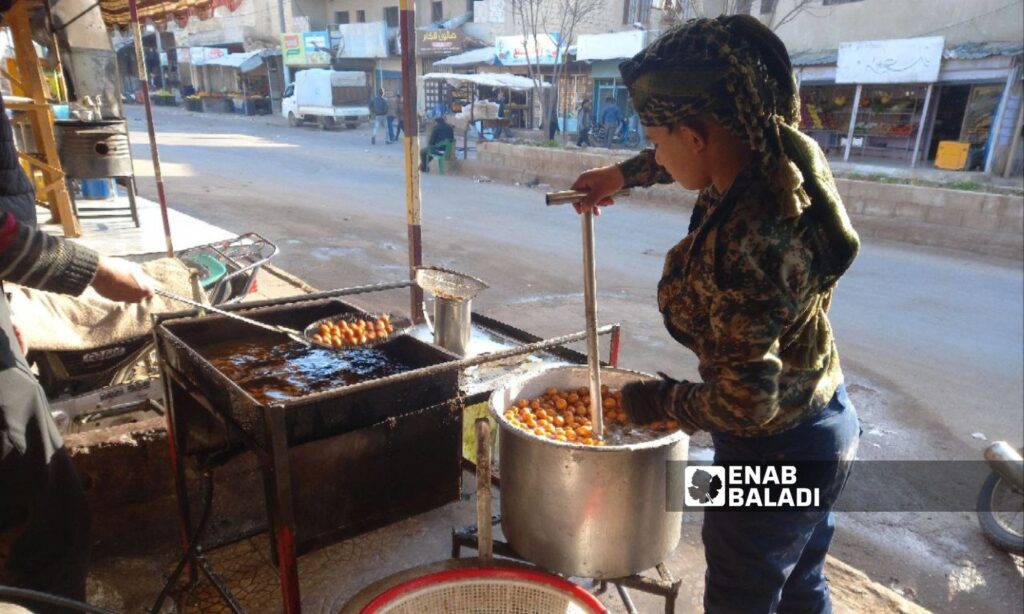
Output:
[
  {"left": 418, "top": 29, "right": 466, "bottom": 56},
  {"left": 335, "top": 22, "right": 390, "bottom": 59},
  {"left": 282, "top": 33, "right": 306, "bottom": 65},
  {"left": 577, "top": 31, "right": 646, "bottom": 61},
  {"left": 836, "top": 36, "right": 944, "bottom": 84},
  {"left": 495, "top": 33, "right": 562, "bottom": 66},
  {"left": 304, "top": 31, "right": 332, "bottom": 66}
]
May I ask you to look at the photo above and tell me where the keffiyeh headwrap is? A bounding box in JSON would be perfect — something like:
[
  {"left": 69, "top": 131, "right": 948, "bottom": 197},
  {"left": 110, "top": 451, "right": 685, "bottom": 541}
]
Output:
[{"left": 620, "top": 16, "right": 809, "bottom": 217}]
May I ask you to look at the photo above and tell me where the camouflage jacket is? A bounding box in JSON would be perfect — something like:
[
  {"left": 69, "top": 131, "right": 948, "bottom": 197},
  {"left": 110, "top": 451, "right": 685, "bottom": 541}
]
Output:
[{"left": 618, "top": 149, "right": 847, "bottom": 437}]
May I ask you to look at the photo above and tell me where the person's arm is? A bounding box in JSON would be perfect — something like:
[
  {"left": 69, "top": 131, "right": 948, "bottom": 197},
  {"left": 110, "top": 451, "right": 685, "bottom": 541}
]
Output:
[
  {"left": 0, "top": 211, "right": 98, "bottom": 295},
  {"left": 0, "top": 212, "right": 153, "bottom": 301}
]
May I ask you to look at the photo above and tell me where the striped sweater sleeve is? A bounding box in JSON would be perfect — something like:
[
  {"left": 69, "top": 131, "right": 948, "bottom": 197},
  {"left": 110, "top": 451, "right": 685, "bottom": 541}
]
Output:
[{"left": 0, "top": 212, "right": 99, "bottom": 295}]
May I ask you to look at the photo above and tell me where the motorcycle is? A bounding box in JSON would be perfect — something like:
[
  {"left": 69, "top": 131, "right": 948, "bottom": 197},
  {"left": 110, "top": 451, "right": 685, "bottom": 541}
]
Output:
[
  {"left": 977, "top": 441, "right": 1024, "bottom": 553},
  {"left": 591, "top": 118, "right": 641, "bottom": 148}
]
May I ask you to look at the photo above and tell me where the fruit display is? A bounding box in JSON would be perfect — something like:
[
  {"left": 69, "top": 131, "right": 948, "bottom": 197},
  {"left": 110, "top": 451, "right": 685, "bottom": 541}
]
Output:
[
  {"left": 311, "top": 314, "right": 394, "bottom": 348},
  {"left": 501, "top": 385, "right": 680, "bottom": 447}
]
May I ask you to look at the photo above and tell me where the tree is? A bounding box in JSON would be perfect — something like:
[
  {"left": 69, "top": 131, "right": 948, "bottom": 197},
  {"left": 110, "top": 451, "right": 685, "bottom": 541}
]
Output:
[{"left": 509, "top": 0, "right": 605, "bottom": 135}]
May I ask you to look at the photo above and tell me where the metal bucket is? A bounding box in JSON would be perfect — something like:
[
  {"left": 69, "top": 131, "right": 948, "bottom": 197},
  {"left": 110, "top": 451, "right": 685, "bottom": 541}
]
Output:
[
  {"left": 489, "top": 366, "right": 687, "bottom": 579},
  {"left": 426, "top": 296, "right": 472, "bottom": 355},
  {"left": 54, "top": 119, "right": 133, "bottom": 179}
]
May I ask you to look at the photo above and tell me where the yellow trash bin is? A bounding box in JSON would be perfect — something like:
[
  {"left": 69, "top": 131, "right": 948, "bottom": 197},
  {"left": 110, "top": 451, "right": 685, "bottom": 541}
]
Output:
[{"left": 935, "top": 141, "right": 970, "bottom": 170}]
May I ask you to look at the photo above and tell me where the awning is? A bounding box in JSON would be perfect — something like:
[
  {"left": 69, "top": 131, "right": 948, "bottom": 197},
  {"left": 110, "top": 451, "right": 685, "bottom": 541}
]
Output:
[
  {"left": 943, "top": 41, "right": 1023, "bottom": 60},
  {"left": 100, "top": 0, "right": 244, "bottom": 29},
  {"left": 432, "top": 47, "right": 498, "bottom": 67},
  {"left": 200, "top": 49, "right": 277, "bottom": 72},
  {"left": 420, "top": 72, "right": 549, "bottom": 91}
]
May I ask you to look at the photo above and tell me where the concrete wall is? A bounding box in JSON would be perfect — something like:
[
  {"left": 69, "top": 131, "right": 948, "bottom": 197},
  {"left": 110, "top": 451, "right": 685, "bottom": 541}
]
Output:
[
  {"left": 761, "top": 0, "right": 1024, "bottom": 53},
  {"left": 458, "top": 142, "right": 1024, "bottom": 260}
]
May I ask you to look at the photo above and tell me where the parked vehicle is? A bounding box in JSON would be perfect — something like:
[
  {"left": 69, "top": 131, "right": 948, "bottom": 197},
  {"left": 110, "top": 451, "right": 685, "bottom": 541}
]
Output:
[
  {"left": 977, "top": 441, "right": 1024, "bottom": 553},
  {"left": 282, "top": 69, "right": 371, "bottom": 130},
  {"left": 591, "top": 118, "right": 641, "bottom": 148}
]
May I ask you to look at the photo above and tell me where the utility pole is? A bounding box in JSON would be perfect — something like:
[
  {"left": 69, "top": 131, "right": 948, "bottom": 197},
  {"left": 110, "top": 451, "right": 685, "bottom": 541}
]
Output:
[{"left": 278, "top": 0, "right": 292, "bottom": 85}]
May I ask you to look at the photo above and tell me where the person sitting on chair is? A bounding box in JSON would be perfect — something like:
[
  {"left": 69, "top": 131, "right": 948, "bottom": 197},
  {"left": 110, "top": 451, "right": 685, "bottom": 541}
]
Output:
[{"left": 420, "top": 116, "right": 454, "bottom": 173}]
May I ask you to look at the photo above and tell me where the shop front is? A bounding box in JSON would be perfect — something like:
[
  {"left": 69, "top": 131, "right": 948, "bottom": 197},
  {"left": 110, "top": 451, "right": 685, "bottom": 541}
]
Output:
[
  {"left": 794, "top": 37, "right": 1022, "bottom": 174},
  {"left": 577, "top": 31, "right": 648, "bottom": 141}
]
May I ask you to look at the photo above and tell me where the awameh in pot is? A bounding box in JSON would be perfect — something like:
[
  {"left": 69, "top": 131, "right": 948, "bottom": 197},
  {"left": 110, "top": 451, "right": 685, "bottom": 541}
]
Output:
[{"left": 490, "top": 365, "right": 688, "bottom": 580}]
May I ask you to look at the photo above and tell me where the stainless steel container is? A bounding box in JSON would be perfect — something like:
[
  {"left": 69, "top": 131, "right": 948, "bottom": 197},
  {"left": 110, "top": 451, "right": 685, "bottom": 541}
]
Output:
[
  {"left": 489, "top": 366, "right": 688, "bottom": 579},
  {"left": 431, "top": 296, "right": 472, "bottom": 355},
  {"left": 54, "top": 119, "right": 133, "bottom": 179}
]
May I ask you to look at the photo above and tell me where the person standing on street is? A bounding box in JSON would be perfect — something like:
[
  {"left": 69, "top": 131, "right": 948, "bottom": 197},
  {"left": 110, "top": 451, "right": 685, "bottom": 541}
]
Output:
[
  {"left": 370, "top": 88, "right": 388, "bottom": 145},
  {"left": 393, "top": 93, "right": 405, "bottom": 141},
  {"left": 576, "top": 98, "right": 593, "bottom": 147},
  {"left": 547, "top": 100, "right": 561, "bottom": 141},
  {"left": 493, "top": 91, "right": 507, "bottom": 140},
  {"left": 599, "top": 96, "right": 622, "bottom": 148},
  {"left": 571, "top": 16, "right": 861, "bottom": 613},
  {"left": 0, "top": 85, "right": 154, "bottom": 612},
  {"left": 385, "top": 92, "right": 399, "bottom": 144}
]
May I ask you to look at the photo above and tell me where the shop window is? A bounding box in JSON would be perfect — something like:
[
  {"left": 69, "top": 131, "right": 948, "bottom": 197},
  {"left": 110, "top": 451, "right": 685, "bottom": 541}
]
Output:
[
  {"left": 335, "top": 10, "right": 350, "bottom": 24},
  {"left": 357, "top": 9, "right": 366, "bottom": 22},
  {"left": 385, "top": 6, "right": 399, "bottom": 27},
  {"left": 759, "top": 0, "right": 776, "bottom": 14},
  {"left": 432, "top": 1, "right": 443, "bottom": 22}
]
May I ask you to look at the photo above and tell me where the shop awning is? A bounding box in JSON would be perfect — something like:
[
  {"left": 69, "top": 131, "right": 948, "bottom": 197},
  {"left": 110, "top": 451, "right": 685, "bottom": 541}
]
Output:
[
  {"left": 943, "top": 41, "right": 1023, "bottom": 60},
  {"left": 99, "top": 0, "right": 244, "bottom": 29},
  {"left": 432, "top": 46, "right": 498, "bottom": 67},
  {"left": 201, "top": 49, "right": 277, "bottom": 72},
  {"left": 420, "top": 72, "right": 548, "bottom": 91}
]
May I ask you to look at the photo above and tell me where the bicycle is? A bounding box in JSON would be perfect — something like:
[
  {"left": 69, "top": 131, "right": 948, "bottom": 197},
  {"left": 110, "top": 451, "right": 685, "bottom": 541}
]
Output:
[{"left": 590, "top": 119, "right": 641, "bottom": 148}]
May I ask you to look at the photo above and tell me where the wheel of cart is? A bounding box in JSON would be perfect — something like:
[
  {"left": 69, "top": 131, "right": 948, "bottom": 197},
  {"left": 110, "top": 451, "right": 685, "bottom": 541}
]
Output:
[{"left": 29, "top": 233, "right": 278, "bottom": 398}]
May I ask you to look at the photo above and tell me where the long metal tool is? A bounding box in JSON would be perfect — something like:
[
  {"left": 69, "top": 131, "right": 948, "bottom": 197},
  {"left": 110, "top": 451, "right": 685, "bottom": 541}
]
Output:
[
  {"left": 581, "top": 209, "right": 603, "bottom": 438},
  {"left": 154, "top": 288, "right": 309, "bottom": 346},
  {"left": 545, "top": 189, "right": 630, "bottom": 206}
]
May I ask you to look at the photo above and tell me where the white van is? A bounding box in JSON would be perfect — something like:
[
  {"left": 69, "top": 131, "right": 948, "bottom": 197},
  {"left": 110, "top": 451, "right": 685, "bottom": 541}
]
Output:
[{"left": 282, "top": 69, "right": 371, "bottom": 130}]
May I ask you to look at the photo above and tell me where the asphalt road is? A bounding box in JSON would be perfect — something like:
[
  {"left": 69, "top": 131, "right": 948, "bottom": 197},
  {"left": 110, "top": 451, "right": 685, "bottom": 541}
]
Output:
[{"left": 125, "top": 105, "right": 1023, "bottom": 613}]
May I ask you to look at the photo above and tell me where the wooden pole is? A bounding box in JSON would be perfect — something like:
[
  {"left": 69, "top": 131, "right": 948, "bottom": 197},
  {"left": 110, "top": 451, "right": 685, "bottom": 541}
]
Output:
[
  {"left": 129, "top": 0, "right": 174, "bottom": 257},
  {"left": 6, "top": 1, "right": 79, "bottom": 236},
  {"left": 910, "top": 84, "right": 933, "bottom": 168},
  {"left": 399, "top": 0, "right": 423, "bottom": 322}
]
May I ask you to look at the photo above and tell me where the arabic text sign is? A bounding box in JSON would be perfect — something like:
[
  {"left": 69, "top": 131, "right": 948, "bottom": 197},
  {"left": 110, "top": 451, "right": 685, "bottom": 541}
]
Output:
[
  {"left": 836, "top": 37, "right": 944, "bottom": 84},
  {"left": 418, "top": 29, "right": 466, "bottom": 56},
  {"left": 282, "top": 34, "right": 306, "bottom": 66},
  {"left": 495, "top": 33, "right": 562, "bottom": 66}
]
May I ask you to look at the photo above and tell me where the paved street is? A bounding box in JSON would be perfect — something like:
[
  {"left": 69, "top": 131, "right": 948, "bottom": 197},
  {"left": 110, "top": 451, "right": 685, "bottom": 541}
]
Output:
[{"left": 125, "top": 104, "right": 1022, "bottom": 612}]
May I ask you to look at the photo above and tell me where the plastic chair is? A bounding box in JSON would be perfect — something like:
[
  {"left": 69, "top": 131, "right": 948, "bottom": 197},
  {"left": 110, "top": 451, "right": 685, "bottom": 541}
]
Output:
[{"left": 427, "top": 139, "right": 454, "bottom": 175}]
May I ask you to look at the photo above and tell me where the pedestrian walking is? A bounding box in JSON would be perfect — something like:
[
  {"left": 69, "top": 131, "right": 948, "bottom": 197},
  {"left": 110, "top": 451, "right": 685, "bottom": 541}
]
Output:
[
  {"left": 493, "top": 91, "right": 507, "bottom": 140},
  {"left": 576, "top": 98, "right": 592, "bottom": 147},
  {"left": 370, "top": 88, "right": 388, "bottom": 145},
  {"left": 570, "top": 15, "right": 861, "bottom": 613},
  {"left": 599, "top": 96, "right": 622, "bottom": 148},
  {"left": 385, "top": 92, "right": 399, "bottom": 144},
  {"left": 393, "top": 93, "right": 405, "bottom": 141}
]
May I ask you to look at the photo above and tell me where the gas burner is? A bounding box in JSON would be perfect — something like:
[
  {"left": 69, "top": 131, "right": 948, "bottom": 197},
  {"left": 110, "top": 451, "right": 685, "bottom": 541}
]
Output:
[{"left": 451, "top": 517, "right": 682, "bottom": 614}]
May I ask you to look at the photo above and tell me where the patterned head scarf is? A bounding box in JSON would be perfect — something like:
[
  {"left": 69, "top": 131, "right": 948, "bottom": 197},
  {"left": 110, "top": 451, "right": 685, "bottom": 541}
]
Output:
[{"left": 620, "top": 15, "right": 808, "bottom": 217}]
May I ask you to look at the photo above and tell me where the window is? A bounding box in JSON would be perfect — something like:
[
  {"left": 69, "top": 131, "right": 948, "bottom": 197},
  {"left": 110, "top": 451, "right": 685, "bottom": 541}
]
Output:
[
  {"left": 622, "top": 0, "right": 651, "bottom": 25},
  {"left": 335, "top": 10, "right": 350, "bottom": 24},
  {"left": 759, "top": 0, "right": 776, "bottom": 14},
  {"left": 356, "top": 9, "right": 366, "bottom": 22},
  {"left": 384, "top": 6, "right": 399, "bottom": 27},
  {"left": 467, "top": 0, "right": 475, "bottom": 17},
  {"left": 432, "top": 1, "right": 444, "bottom": 22}
]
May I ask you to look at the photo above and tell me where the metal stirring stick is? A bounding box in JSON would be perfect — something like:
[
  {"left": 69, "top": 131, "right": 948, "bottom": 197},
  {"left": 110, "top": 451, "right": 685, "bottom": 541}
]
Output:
[
  {"left": 547, "top": 189, "right": 608, "bottom": 438},
  {"left": 154, "top": 288, "right": 311, "bottom": 346}
]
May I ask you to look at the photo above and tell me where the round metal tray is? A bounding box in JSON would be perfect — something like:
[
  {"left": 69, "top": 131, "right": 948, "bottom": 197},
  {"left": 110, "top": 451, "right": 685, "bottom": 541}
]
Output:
[{"left": 302, "top": 313, "right": 412, "bottom": 350}]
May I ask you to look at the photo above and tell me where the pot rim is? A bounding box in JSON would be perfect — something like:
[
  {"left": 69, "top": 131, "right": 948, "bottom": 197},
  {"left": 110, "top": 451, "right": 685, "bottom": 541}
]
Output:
[{"left": 488, "top": 365, "right": 687, "bottom": 452}]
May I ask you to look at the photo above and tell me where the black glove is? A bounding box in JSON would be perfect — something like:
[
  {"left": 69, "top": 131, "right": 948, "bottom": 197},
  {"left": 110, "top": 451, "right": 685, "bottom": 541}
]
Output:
[{"left": 620, "top": 372, "right": 679, "bottom": 425}]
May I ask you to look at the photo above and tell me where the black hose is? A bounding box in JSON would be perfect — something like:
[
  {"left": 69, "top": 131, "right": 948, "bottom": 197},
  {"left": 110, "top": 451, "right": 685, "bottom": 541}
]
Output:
[
  {"left": 0, "top": 586, "right": 117, "bottom": 614},
  {"left": 148, "top": 467, "right": 216, "bottom": 614}
]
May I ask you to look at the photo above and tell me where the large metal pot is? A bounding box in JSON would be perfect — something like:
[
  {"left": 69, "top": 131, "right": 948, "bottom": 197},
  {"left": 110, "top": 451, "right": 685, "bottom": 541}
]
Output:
[
  {"left": 54, "top": 119, "right": 133, "bottom": 179},
  {"left": 489, "top": 366, "right": 687, "bottom": 579}
]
